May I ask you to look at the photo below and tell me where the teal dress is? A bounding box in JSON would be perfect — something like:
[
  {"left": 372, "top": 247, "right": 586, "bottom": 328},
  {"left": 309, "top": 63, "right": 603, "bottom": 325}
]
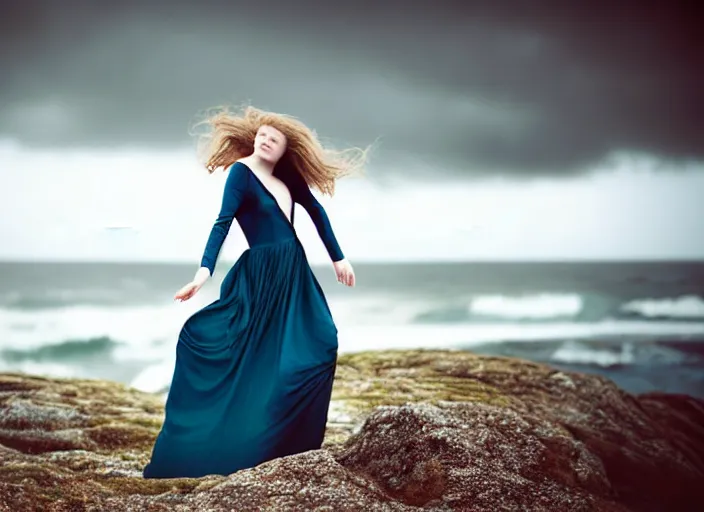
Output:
[{"left": 143, "top": 161, "right": 344, "bottom": 478}]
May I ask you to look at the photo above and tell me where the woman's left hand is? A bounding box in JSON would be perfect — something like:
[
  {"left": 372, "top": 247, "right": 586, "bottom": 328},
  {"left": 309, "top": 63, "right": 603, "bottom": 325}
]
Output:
[{"left": 333, "top": 259, "right": 356, "bottom": 287}]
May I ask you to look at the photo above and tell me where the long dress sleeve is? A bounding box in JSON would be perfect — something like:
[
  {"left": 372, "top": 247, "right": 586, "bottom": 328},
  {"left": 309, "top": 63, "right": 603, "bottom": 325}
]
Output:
[
  {"left": 200, "top": 164, "right": 249, "bottom": 276},
  {"left": 291, "top": 175, "right": 345, "bottom": 263}
]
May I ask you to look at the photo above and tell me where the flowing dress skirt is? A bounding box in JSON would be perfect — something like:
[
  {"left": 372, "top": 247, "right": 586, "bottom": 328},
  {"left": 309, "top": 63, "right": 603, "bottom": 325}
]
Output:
[{"left": 143, "top": 237, "right": 338, "bottom": 478}]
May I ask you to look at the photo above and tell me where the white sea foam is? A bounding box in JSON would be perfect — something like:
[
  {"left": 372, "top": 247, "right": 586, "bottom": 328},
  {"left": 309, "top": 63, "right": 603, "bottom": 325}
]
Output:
[
  {"left": 469, "top": 293, "right": 584, "bottom": 319},
  {"left": 130, "top": 357, "right": 176, "bottom": 394},
  {"left": 0, "top": 301, "right": 206, "bottom": 351},
  {"left": 0, "top": 360, "right": 77, "bottom": 379},
  {"left": 551, "top": 340, "right": 636, "bottom": 367},
  {"left": 336, "top": 320, "right": 704, "bottom": 355},
  {"left": 620, "top": 295, "right": 704, "bottom": 319},
  {"left": 328, "top": 295, "right": 439, "bottom": 325},
  {"left": 550, "top": 339, "right": 691, "bottom": 367}
]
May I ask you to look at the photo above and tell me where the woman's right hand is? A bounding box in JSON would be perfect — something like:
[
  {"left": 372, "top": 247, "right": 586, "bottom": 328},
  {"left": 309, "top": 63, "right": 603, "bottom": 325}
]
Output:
[
  {"left": 174, "top": 267, "right": 211, "bottom": 302},
  {"left": 174, "top": 281, "right": 202, "bottom": 302}
]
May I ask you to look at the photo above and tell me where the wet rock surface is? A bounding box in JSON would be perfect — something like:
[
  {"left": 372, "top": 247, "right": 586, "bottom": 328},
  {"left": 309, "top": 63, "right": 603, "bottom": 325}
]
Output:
[{"left": 1, "top": 349, "right": 702, "bottom": 511}]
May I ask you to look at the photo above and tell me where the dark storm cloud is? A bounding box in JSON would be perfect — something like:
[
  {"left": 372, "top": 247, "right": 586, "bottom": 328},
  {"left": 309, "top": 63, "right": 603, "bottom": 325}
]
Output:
[{"left": 1, "top": 0, "right": 702, "bottom": 176}]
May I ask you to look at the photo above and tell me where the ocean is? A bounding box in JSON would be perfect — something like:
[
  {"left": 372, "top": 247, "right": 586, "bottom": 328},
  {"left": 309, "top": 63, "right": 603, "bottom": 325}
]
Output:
[{"left": 1, "top": 260, "right": 703, "bottom": 399}]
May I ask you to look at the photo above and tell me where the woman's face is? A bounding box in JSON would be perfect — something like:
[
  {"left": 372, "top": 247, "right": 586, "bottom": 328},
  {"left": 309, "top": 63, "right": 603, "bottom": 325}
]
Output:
[{"left": 254, "top": 125, "right": 287, "bottom": 163}]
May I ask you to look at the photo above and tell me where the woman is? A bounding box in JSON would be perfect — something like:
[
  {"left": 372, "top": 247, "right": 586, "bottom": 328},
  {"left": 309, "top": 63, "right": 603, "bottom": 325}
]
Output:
[{"left": 143, "top": 106, "right": 367, "bottom": 478}]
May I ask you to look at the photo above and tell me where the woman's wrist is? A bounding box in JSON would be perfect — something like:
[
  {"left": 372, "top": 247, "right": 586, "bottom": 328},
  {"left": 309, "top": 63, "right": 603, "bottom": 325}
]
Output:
[{"left": 194, "top": 267, "right": 211, "bottom": 286}]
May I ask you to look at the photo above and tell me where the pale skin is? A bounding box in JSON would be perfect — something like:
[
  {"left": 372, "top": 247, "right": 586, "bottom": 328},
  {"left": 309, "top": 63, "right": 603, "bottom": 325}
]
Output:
[{"left": 175, "top": 125, "right": 356, "bottom": 302}]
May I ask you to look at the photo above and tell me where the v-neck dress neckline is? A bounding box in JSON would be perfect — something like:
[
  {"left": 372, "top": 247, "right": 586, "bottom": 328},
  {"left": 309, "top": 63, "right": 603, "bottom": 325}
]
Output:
[{"left": 239, "top": 162, "right": 295, "bottom": 229}]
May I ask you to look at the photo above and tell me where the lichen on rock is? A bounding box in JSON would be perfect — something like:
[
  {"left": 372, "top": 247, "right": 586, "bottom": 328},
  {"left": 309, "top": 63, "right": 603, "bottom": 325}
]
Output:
[{"left": 1, "top": 349, "right": 703, "bottom": 511}]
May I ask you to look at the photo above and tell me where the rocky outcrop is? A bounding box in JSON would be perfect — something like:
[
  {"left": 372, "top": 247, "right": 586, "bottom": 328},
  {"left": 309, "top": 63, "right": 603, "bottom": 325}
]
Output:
[{"left": 1, "top": 349, "right": 703, "bottom": 511}]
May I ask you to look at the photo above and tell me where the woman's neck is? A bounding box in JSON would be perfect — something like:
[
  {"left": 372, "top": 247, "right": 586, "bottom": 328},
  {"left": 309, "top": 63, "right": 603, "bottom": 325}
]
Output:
[{"left": 245, "top": 154, "right": 276, "bottom": 175}]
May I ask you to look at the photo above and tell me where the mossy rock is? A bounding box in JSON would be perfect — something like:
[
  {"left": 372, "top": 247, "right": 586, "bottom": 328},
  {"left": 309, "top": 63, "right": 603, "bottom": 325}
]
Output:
[{"left": 1, "top": 349, "right": 703, "bottom": 511}]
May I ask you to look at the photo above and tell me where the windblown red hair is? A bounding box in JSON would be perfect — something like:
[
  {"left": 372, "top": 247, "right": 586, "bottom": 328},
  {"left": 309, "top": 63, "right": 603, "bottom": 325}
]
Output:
[{"left": 192, "top": 105, "right": 369, "bottom": 196}]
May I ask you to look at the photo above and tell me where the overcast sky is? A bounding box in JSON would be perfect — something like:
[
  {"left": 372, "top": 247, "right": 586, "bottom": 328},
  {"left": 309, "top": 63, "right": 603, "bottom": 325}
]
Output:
[{"left": 1, "top": 0, "right": 703, "bottom": 263}]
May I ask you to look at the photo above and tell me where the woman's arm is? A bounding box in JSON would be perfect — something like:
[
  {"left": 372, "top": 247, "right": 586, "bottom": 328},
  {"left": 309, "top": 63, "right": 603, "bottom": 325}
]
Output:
[
  {"left": 294, "top": 182, "right": 345, "bottom": 263},
  {"left": 199, "top": 163, "right": 249, "bottom": 278}
]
